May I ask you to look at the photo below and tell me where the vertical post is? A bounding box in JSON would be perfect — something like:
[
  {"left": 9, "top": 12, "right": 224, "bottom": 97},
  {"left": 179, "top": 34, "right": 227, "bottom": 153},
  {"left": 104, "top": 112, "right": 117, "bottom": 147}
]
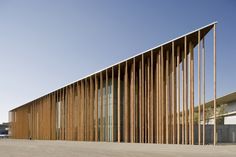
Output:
[
  {"left": 184, "top": 36, "right": 187, "bottom": 144},
  {"left": 177, "top": 46, "right": 180, "bottom": 144},
  {"left": 182, "top": 50, "right": 185, "bottom": 144},
  {"left": 118, "top": 64, "right": 121, "bottom": 143},
  {"left": 77, "top": 83, "right": 81, "bottom": 141},
  {"left": 198, "top": 31, "right": 201, "bottom": 145},
  {"left": 161, "top": 47, "right": 164, "bottom": 144},
  {"left": 213, "top": 24, "right": 217, "bottom": 146},
  {"left": 172, "top": 42, "right": 176, "bottom": 144},
  {"left": 142, "top": 54, "right": 145, "bottom": 143},
  {"left": 112, "top": 67, "right": 114, "bottom": 142},
  {"left": 151, "top": 51, "right": 154, "bottom": 143},
  {"left": 156, "top": 51, "right": 160, "bottom": 143},
  {"left": 190, "top": 42, "right": 194, "bottom": 145},
  {"left": 166, "top": 50, "right": 169, "bottom": 144},
  {"left": 106, "top": 69, "right": 108, "bottom": 142},
  {"left": 100, "top": 73, "right": 103, "bottom": 141},
  {"left": 91, "top": 77, "right": 94, "bottom": 141},
  {"left": 147, "top": 56, "right": 150, "bottom": 143},
  {"left": 95, "top": 75, "right": 98, "bottom": 141},
  {"left": 125, "top": 61, "right": 128, "bottom": 142},
  {"left": 159, "top": 50, "right": 162, "bottom": 144},
  {"left": 84, "top": 81, "right": 87, "bottom": 141},
  {"left": 133, "top": 58, "right": 136, "bottom": 143},
  {"left": 139, "top": 59, "right": 142, "bottom": 143},
  {"left": 202, "top": 38, "right": 206, "bottom": 145},
  {"left": 130, "top": 60, "right": 134, "bottom": 143}
]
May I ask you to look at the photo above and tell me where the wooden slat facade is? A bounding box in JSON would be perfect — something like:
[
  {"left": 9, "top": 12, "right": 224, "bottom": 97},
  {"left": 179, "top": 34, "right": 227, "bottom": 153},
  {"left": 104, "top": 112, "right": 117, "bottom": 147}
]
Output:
[{"left": 9, "top": 22, "right": 217, "bottom": 145}]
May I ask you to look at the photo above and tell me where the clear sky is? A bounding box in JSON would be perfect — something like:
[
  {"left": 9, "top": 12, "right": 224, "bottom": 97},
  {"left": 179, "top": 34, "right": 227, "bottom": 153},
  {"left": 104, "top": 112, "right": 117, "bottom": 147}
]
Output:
[{"left": 0, "top": 0, "right": 236, "bottom": 123}]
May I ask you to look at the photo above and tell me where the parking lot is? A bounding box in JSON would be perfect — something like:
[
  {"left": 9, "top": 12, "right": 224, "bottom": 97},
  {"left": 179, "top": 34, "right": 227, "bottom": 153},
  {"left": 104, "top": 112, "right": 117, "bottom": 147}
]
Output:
[{"left": 0, "top": 139, "right": 236, "bottom": 157}]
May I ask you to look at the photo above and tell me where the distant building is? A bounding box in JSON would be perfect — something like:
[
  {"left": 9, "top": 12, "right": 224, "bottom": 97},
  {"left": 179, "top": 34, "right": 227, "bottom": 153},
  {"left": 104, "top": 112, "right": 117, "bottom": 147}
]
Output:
[
  {"left": 0, "top": 122, "right": 9, "bottom": 138},
  {"left": 203, "top": 92, "right": 236, "bottom": 125},
  {"left": 195, "top": 92, "right": 236, "bottom": 144}
]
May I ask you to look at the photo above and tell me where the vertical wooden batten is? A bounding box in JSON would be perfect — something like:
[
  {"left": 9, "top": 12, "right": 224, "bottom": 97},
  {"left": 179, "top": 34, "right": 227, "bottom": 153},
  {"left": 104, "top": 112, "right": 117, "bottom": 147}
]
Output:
[
  {"left": 198, "top": 31, "right": 201, "bottom": 145},
  {"left": 202, "top": 38, "right": 206, "bottom": 145},
  {"left": 213, "top": 24, "right": 217, "bottom": 146},
  {"left": 117, "top": 64, "right": 121, "bottom": 143}
]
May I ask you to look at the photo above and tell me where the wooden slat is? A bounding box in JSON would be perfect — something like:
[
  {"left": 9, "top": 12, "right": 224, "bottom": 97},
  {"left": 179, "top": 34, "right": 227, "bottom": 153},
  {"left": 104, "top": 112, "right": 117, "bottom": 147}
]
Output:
[
  {"left": 112, "top": 67, "right": 114, "bottom": 142},
  {"left": 158, "top": 50, "right": 161, "bottom": 143},
  {"left": 61, "top": 89, "right": 64, "bottom": 140},
  {"left": 202, "top": 38, "right": 206, "bottom": 145},
  {"left": 190, "top": 41, "right": 194, "bottom": 145},
  {"left": 177, "top": 46, "right": 180, "bottom": 144},
  {"left": 161, "top": 47, "right": 164, "bottom": 144},
  {"left": 156, "top": 51, "right": 159, "bottom": 143},
  {"left": 77, "top": 82, "right": 81, "bottom": 141},
  {"left": 90, "top": 76, "right": 94, "bottom": 141},
  {"left": 95, "top": 75, "right": 98, "bottom": 141},
  {"left": 133, "top": 58, "right": 136, "bottom": 143},
  {"left": 72, "top": 84, "right": 76, "bottom": 140},
  {"left": 198, "top": 31, "right": 201, "bottom": 145},
  {"left": 184, "top": 36, "right": 188, "bottom": 144},
  {"left": 55, "top": 91, "right": 58, "bottom": 140},
  {"left": 151, "top": 51, "right": 154, "bottom": 143},
  {"left": 100, "top": 73, "right": 103, "bottom": 141},
  {"left": 125, "top": 61, "right": 129, "bottom": 142},
  {"left": 139, "top": 59, "right": 142, "bottom": 143},
  {"left": 182, "top": 45, "right": 185, "bottom": 144},
  {"left": 166, "top": 50, "right": 169, "bottom": 144},
  {"left": 145, "top": 57, "right": 148, "bottom": 143},
  {"left": 106, "top": 70, "right": 108, "bottom": 142},
  {"left": 130, "top": 58, "right": 135, "bottom": 143},
  {"left": 213, "top": 24, "right": 217, "bottom": 146},
  {"left": 141, "top": 54, "right": 145, "bottom": 143},
  {"left": 81, "top": 80, "right": 85, "bottom": 141},
  {"left": 147, "top": 56, "right": 150, "bottom": 143},
  {"left": 172, "top": 42, "right": 176, "bottom": 144},
  {"left": 156, "top": 52, "right": 160, "bottom": 143},
  {"left": 85, "top": 79, "right": 88, "bottom": 141},
  {"left": 118, "top": 64, "right": 121, "bottom": 142}
]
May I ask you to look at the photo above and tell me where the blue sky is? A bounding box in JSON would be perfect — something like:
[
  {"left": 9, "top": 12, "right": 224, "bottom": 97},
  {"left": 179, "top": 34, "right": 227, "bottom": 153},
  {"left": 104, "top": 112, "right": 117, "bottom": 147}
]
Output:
[{"left": 0, "top": 0, "right": 236, "bottom": 123}]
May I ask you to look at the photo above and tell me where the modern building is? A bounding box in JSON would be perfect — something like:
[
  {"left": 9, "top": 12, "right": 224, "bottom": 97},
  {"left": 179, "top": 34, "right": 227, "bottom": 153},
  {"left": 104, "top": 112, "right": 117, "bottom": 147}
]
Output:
[
  {"left": 9, "top": 22, "right": 217, "bottom": 145},
  {"left": 203, "top": 91, "right": 236, "bottom": 125},
  {"left": 194, "top": 91, "right": 236, "bottom": 144}
]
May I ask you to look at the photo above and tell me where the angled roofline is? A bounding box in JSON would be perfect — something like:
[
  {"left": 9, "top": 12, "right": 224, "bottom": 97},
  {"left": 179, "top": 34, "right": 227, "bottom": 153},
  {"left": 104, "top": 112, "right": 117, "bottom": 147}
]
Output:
[
  {"left": 206, "top": 91, "right": 236, "bottom": 107},
  {"left": 10, "top": 21, "right": 217, "bottom": 111},
  {"left": 194, "top": 90, "right": 236, "bottom": 111}
]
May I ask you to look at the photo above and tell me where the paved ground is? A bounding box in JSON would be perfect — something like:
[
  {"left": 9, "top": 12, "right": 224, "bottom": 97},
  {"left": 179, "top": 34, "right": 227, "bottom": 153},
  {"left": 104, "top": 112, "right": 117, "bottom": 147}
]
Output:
[{"left": 0, "top": 139, "right": 236, "bottom": 157}]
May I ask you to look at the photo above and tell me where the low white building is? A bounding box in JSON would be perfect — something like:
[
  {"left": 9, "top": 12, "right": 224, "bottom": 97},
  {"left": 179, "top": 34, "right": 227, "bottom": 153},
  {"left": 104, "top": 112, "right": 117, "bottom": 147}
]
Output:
[{"left": 204, "top": 91, "right": 236, "bottom": 125}]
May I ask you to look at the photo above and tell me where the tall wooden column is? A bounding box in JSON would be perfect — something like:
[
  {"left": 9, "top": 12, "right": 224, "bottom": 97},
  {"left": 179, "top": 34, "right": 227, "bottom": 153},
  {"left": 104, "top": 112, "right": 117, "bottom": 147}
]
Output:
[
  {"left": 150, "top": 51, "right": 154, "bottom": 143},
  {"left": 106, "top": 70, "right": 109, "bottom": 142},
  {"left": 202, "top": 38, "right": 206, "bottom": 145},
  {"left": 172, "top": 42, "right": 176, "bottom": 144},
  {"left": 166, "top": 50, "right": 169, "bottom": 144},
  {"left": 117, "top": 64, "right": 121, "bottom": 142},
  {"left": 112, "top": 67, "right": 114, "bottom": 142},
  {"left": 161, "top": 47, "right": 164, "bottom": 144},
  {"left": 198, "top": 31, "right": 201, "bottom": 145},
  {"left": 125, "top": 61, "right": 129, "bottom": 142},
  {"left": 213, "top": 24, "right": 217, "bottom": 146},
  {"left": 100, "top": 73, "right": 104, "bottom": 141},
  {"left": 177, "top": 46, "right": 180, "bottom": 144},
  {"left": 94, "top": 75, "right": 98, "bottom": 141},
  {"left": 190, "top": 42, "right": 194, "bottom": 145},
  {"left": 139, "top": 59, "right": 142, "bottom": 143}
]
